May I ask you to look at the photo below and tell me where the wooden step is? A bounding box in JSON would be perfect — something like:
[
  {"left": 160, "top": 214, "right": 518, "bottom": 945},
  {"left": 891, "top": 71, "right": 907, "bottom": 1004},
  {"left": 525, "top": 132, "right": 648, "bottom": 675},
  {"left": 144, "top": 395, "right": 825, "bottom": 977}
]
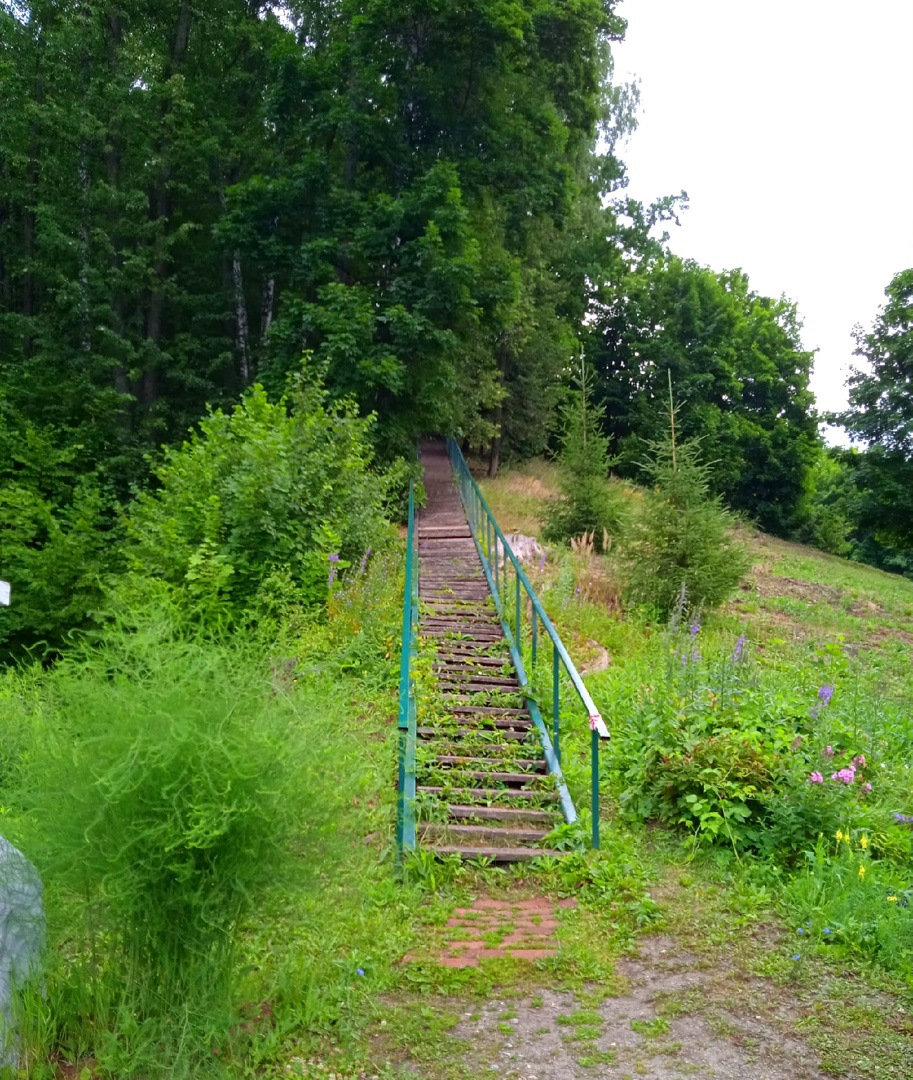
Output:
[
  {"left": 445, "top": 804, "right": 555, "bottom": 824},
  {"left": 421, "top": 822, "right": 549, "bottom": 846},
  {"left": 418, "top": 726, "right": 531, "bottom": 741},
  {"left": 418, "top": 785, "right": 557, "bottom": 803},
  {"left": 423, "top": 844, "right": 563, "bottom": 862},
  {"left": 433, "top": 755, "right": 545, "bottom": 772}
]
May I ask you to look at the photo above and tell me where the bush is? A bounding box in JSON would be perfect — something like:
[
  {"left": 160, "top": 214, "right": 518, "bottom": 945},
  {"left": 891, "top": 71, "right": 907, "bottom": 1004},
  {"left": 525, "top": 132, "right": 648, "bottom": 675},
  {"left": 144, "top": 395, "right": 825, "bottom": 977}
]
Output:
[
  {"left": 622, "top": 396, "right": 748, "bottom": 617},
  {"left": 124, "top": 373, "right": 394, "bottom": 626},
  {"left": 14, "top": 614, "right": 356, "bottom": 1076},
  {"left": 542, "top": 362, "right": 627, "bottom": 552}
]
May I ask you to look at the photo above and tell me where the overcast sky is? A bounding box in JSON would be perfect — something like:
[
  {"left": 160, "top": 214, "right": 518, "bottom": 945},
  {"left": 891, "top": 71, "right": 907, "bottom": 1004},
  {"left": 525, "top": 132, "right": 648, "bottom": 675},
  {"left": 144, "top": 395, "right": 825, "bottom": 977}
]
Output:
[{"left": 611, "top": 0, "right": 913, "bottom": 425}]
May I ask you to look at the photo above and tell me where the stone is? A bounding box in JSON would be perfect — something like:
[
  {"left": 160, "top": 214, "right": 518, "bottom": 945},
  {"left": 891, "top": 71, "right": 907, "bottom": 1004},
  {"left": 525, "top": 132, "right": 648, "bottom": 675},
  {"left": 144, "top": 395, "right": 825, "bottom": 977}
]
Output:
[{"left": 0, "top": 836, "right": 44, "bottom": 1068}]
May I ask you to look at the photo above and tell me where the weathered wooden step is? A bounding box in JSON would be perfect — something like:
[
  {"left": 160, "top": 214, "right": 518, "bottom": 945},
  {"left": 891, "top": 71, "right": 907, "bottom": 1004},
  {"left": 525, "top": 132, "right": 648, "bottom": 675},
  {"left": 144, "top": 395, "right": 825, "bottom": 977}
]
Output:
[
  {"left": 418, "top": 726, "right": 531, "bottom": 741},
  {"left": 433, "top": 756, "right": 545, "bottom": 772},
  {"left": 434, "top": 671, "right": 519, "bottom": 687},
  {"left": 423, "top": 844, "right": 562, "bottom": 862},
  {"left": 452, "top": 705, "right": 527, "bottom": 716},
  {"left": 418, "top": 785, "right": 558, "bottom": 803},
  {"left": 445, "top": 804, "right": 555, "bottom": 824},
  {"left": 421, "top": 822, "right": 549, "bottom": 846},
  {"left": 433, "top": 654, "right": 510, "bottom": 668}
]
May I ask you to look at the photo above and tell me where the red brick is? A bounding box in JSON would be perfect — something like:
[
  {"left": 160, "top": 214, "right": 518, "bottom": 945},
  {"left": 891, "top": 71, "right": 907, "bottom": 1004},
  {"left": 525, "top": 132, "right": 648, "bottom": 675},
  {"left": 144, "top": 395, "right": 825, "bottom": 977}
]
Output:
[{"left": 504, "top": 949, "right": 554, "bottom": 960}]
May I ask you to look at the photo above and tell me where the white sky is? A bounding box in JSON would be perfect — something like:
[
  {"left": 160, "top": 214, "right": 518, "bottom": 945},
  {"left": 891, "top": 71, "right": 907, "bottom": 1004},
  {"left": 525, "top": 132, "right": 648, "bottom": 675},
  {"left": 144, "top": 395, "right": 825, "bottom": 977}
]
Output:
[{"left": 611, "top": 0, "right": 913, "bottom": 426}]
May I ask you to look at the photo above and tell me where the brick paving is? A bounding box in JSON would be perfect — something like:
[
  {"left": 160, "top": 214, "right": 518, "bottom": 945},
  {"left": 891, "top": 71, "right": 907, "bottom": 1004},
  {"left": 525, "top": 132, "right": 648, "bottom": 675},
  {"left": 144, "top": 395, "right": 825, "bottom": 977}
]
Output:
[{"left": 403, "top": 896, "right": 577, "bottom": 968}]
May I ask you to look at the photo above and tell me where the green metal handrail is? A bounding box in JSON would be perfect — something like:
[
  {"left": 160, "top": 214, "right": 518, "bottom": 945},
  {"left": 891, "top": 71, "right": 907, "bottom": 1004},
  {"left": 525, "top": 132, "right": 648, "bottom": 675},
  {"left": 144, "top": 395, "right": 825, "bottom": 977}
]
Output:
[
  {"left": 395, "top": 480, "right": 418, "bottom": 872},
  {"left": 445, "top": 438, "right": 611, "bottom": 849}
]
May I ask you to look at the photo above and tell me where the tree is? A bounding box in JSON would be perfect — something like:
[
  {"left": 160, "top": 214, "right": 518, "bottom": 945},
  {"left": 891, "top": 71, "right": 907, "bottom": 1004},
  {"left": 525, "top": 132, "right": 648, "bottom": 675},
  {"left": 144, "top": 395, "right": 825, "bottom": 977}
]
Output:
[
  {"left": 587, "top": 255, "right": 820, "bottom": 536},
  {"left": 622, "top": 381, "right": 748, "bottom": 618},
  {"left": 542, "top": 359, "right": 626, "bottom": 551},
  {"left": 832, "top": 269, "right": 913, "bottom": 575}
]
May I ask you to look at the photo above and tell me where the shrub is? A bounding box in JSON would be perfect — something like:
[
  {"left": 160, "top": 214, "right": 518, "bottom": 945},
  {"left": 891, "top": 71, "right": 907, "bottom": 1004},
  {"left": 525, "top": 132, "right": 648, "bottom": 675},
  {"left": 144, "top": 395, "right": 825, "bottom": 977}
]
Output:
[
  {"left": 124, "top": 373, "right": 394, "bottom": 625},
  {"left": 622, "top": 390, "right": 748, "bottom": 617},
  {"left": 543, "top": 361, "right": 627, "bottom": 552},
  {"left": 15, "top": 614, "right": 355, "bottom": 1075}
]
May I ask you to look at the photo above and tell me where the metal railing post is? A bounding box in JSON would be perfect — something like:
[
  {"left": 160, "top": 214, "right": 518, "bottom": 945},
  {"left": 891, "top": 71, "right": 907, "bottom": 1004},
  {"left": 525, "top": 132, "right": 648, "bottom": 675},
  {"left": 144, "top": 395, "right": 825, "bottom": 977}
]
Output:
[{"left": 553, "top": 643, "right": 560, "bottom": 766}]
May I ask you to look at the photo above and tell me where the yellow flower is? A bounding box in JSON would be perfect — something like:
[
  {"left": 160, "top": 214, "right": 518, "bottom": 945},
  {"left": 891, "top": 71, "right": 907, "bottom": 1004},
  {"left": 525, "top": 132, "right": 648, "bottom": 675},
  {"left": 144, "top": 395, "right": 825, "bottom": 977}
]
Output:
[
  {"left": 888, "top": 895, "right": 899, "bottom": 903},
  {"left": 860, "top": 835, "right": 869, "bottom": 850},
  {"left": 858, "top": 864, "right": 866, "bottom": 879},
  {"left": 836, "top": 830, "right": 844, "bottom": 843}
]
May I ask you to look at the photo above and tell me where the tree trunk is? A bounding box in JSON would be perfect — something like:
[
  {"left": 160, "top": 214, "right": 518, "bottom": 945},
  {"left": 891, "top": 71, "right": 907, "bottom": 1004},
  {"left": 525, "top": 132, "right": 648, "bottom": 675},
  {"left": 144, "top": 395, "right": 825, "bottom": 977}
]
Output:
[{"left": 232, "top": 250, "right": 251, "bottom": 385}]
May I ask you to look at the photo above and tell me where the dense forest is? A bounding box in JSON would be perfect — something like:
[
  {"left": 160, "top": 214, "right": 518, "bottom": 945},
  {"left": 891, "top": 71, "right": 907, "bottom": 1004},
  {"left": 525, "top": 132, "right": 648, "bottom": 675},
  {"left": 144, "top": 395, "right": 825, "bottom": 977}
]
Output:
[{"left": 0, "top": 0, "right": 911, "bottom": 656}]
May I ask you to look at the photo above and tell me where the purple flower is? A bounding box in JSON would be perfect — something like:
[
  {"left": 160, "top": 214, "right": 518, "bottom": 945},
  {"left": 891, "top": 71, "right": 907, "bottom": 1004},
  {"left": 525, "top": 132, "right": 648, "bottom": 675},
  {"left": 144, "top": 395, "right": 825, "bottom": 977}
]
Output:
[
  {"left": 732, "top": 633, "right": 746, "bottom": 663},
  {"left": 689, "top": 620, "right": 701, "bottom": 640},
  {"left": 808, "top": 771, "right": 824, "bottom": 784},
  {"left": 831, "top": 767, "right": 856, "bottom": 784},
  {"left": 538, "top": 552, "right": 547, "bottom": 571},
  {"left": 359, "top": 548, "right": 371, "bottom": 574},
  {"left": 356, "top": 968, "right": 365, "bottom": 977},
  {"left": 852, "top": 754, "right": 867, "bottom": 769},
  {"left": 818, "top": 684, "right": 834, "bottom": 706},
  {"left": 328, "top": 552, "right": 340, "bottom": 588},
  {"left": 861, "top": 782, "right": 873, "bottom": 794},
  {"left": 822, "top": 745, "right": 835, "bottom": 760},
  {"left": 894, "top": 812, "right": 913, "bottom": 825}
]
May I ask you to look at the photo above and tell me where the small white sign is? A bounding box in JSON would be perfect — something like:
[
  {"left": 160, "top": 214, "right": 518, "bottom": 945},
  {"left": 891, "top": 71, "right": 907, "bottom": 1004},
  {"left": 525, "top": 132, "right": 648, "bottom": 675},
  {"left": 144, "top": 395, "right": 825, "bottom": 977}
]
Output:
[{"left": 0, "top": 581, "right": 9, "bottom": 607}]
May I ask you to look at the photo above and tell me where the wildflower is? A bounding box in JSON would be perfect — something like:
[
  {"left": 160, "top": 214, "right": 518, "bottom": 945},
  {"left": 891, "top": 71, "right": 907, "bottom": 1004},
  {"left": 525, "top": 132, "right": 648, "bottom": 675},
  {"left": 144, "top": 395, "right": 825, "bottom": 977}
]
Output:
[
  {"left": 822, "top": 745, "right": 835, "bottom": 760},
  {"left": 732, "top": 633, "right": 746, "bottom": 662},
  {"left": 861, "top": 782, "right": 873, "bottom": 794},
  {"left": 888, "top": 895, "right": 899, "bottom": 903},
  {"left": 359, "top": 548, "right": 371, "bottom": 574},
  {"left": 689, "top": 620, "right": 701, "bottom": 640},
  {"left": 818, "top": 684, "right": 834, "bottom": 706},
  {"left": 831, "top": 767, "right": 856, "bottom": 784},
  {"left": 823, "top": 927, "right": 832, "bottom": 935},
  {"left": 796, "top": 927, "right": 806, "bottom": 935},
  {"left": 538, "top": 551, "right": 547, "bottom": 571},
  {"left": 893, "top": 812, "right": 913, "bottom": 824},
  {"left": 835, "top": 830, "right": 845, "bottom": 843},
  {"left": 356, "top": 968, "right": 365, "bottom": 977},
  {"left": 328, "top": 552, "right": 340, "bottom": 587},
  {"left": 858, "top": 864, "right": 866, "bottom": 879},
  {"left": 860, "top": 835, "right": 869, "bottom": 850},
  {"left": 808, "top": 771, "right": 824, "bottom": 783},
  {"left": 852, "top": 754, "right": 867, "bottom": 769},
  {"left": 792, "top": 954, "right": 801, "bottom": 961}
]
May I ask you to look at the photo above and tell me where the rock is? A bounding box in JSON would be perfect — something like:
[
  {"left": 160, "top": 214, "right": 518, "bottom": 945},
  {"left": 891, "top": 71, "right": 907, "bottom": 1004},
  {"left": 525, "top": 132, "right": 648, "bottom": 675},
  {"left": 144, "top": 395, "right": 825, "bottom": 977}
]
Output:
[
  {"left": 0, "top": 836, "right": 44, "bottom": 1067},
  {"left": 495, "top": 534, "right": 545, "bottom": 568}
]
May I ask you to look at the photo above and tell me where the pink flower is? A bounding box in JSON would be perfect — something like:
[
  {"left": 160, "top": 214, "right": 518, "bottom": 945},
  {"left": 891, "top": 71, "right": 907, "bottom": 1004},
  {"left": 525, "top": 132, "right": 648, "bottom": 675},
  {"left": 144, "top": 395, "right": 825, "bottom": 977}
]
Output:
[
  {"left": 822, "top": 745, "right": 835, "bottom": 759},
  {"left": 831, "top": 767, "right": 856, "bottom": 784},
  {"left": 861, "top": 782, "right": 873, "bottom": 794},
  {"left": 852, "top": 754, "right": 867, "bottom": 769},
  {"left": 808, "top": 771, "right": 824, "bottom": 783}
]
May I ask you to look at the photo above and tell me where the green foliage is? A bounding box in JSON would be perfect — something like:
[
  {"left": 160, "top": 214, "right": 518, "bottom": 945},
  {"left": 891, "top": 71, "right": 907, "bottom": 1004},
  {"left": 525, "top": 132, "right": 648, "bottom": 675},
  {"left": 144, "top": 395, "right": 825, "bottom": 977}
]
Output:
[
  {"left": 0, "top": 478, "right": 118, "bottom": 662},
  {"left": 13, "top": 614, "right": 359, "bottom": 1076},
  {"left": 543, "top": 362, "right": 627, "bottom": 552},
  {"left": 124, "top": 376, "right": 392, "bottom": 625},
  {"left": 787, "top": 834, "right": 913, "bottom": 982},
  {"left": 589, "top": 256, "right": 820, "bottom": 536},
  {"left": 622, "top": 397, "right": 748, "bottom": 617}
]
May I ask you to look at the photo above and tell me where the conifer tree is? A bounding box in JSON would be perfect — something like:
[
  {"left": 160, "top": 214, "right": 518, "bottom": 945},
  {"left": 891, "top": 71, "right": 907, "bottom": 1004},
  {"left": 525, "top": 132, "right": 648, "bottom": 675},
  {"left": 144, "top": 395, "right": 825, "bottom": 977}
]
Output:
[
  {"left": 623, "top": 373, "right": 747, "bottom": 616},
  {"left": 543, "top": 359, "right": 626, "bottom": 552}
]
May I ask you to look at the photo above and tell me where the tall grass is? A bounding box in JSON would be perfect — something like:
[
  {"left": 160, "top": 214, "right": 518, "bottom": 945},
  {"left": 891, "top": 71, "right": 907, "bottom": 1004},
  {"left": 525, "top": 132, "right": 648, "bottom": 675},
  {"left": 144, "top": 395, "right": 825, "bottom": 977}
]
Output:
[{"left": 7, "top": 612, "right": 361, "bottom": 1077}]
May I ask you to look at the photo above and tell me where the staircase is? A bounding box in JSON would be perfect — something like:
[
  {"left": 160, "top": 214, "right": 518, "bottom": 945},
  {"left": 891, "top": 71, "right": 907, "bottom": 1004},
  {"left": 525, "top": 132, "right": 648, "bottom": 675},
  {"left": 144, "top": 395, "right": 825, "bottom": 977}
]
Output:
[{"left": 414, "top": 441, "right": 565, "bottom": 860}]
